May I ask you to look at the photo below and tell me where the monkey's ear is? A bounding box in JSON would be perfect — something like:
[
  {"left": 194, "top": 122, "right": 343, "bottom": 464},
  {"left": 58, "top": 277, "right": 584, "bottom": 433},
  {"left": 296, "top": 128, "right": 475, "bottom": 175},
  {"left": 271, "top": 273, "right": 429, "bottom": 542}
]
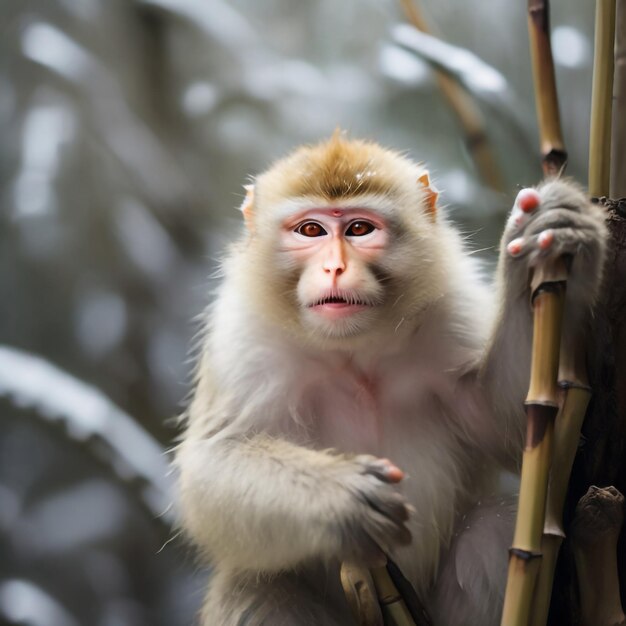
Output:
[
  {"left": 239, "top": 184, "right": 255, "bottom": 230},
  {"left": 417, "top": 172, "right": 439, "bottom": 220}
]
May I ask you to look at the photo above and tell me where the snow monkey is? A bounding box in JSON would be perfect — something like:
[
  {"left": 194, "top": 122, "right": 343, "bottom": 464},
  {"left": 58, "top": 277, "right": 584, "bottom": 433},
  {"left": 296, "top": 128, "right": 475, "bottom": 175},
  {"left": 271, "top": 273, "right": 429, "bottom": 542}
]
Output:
[{"left": 175, "top": 134, "right": 607, "bottom": 625}]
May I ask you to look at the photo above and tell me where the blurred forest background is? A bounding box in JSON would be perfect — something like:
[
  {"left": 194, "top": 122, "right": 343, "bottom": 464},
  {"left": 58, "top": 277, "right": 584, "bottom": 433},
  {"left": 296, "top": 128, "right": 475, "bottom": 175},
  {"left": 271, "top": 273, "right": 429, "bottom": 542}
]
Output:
[{"left": 0, "top": 0, "right": 599, "bottom": 624}]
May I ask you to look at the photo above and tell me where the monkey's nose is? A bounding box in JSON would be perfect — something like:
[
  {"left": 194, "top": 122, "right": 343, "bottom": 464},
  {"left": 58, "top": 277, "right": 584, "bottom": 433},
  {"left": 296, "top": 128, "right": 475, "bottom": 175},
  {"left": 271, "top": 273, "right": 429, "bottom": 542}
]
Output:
[
  {"left": 323, "top": 241, "right": 347, "bottom": 276},
  {"left": 324, "top": 264, "right": 345, "bottom": 277}
]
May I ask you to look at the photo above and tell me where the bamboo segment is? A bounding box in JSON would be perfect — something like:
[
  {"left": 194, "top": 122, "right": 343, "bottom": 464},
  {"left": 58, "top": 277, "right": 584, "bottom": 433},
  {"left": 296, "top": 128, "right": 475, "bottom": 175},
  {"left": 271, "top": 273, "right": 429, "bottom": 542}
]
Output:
[
  {"left": 529, "top": 329, "right": 591, "bottom": 626},
  {"left": 370, "top": 566, "right": 417, "bottom": 626},
  {"left": 528, "top": 534, "right": 560, "bottom": 626},
  {"left": 341, "top": 562, "right": 417, "bottom": 626},
  {"left": 571, "top": 486, "right": 626, "bottom": 626},
  {"left": 589, "top": 0, "right": 617, "bottom": 197},
  {"left": 542, "top": 386, "right": 591, "bottom": 539},
  {"left": 399, "top": 0, "right": 505, "bottom": 192},
  {"left": 529, "top": 386, "right": 592, "bottom": 626},
  {"left": 500, "top": 263, "right": 566, "bottom": 626},
  {"left": 341, "top": 563, "right": 385, "bottom": 626},
  {"left": 527, "top": 0, "right": 567, "bottom": 176},
  {"left": 610, "top": 0, "right": 626, "bottom": 198}
]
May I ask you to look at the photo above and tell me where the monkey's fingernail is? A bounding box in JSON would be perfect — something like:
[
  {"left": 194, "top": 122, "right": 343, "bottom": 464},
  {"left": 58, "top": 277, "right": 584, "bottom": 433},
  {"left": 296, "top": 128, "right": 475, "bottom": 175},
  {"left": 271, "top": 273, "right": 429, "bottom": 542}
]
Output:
[
  {"left": 507, "top": 238, "right": 524, "bottom": 256},
  {"left": 385, "top": 465, "right": 405, "bottom": 483},
  {"left": 538, "top": 230, "right": 554, "bottom": 249},
  {"left": 375, "top": 459, "right": 404, "bottom": 482},
  {"left": 516, "top": 188, "right": 541, "bottom": 213}
]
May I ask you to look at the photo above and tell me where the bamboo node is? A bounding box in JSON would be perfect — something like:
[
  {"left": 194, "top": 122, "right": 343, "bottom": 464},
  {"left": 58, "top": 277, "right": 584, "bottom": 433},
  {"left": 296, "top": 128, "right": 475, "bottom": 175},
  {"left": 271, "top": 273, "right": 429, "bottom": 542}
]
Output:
[
  {"left": 528, "top": 3, "right": 550, "bottom": 32},
  {"left": 542, "top": 148, "right": 568, "bottom": 177},
  {"left": 557, "top": 379, "right": 593, "bottom": 392},
  {"left": 465, "top": 131, "right": 488, "bottom": 149},
  {"left": 509, "top": 547, "right": 543, "bottom": 561},
  {"left": 523, "top": 400, "right": 559, "bottom": 408},
  {"left": 530, "top": 280, "right": 566, "bottom": 305},
  {"left": 542, "top": 524, "right": 566, "bottom": 540}
]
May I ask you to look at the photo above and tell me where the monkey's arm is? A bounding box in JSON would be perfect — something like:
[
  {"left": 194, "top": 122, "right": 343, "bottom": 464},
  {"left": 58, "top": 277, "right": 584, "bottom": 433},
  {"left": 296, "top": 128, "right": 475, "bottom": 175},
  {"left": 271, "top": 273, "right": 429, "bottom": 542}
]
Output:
[
  {"left": 474, "top": 180, "right": 607, "bottom": 456},
  {"left": 175, "top": 423, "right": 411, "bottom": 573}
]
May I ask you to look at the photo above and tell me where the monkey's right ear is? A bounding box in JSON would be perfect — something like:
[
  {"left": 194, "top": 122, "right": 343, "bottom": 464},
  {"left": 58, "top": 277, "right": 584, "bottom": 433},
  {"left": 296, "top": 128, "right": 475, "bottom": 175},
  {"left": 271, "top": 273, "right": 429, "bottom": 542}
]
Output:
[
  {"left": 238, "top": 184, "right": 255, "bottom": 231},
  {"left": 417, "top": 172, "right": 439, "bottom": 220}
]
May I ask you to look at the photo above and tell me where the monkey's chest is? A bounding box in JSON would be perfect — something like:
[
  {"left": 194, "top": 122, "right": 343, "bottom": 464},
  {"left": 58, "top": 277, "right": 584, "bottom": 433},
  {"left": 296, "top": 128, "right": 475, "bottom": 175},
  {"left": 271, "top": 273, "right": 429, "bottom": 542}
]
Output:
[{"left": 306, "top": 369, "right": 441, "bottom": 456}]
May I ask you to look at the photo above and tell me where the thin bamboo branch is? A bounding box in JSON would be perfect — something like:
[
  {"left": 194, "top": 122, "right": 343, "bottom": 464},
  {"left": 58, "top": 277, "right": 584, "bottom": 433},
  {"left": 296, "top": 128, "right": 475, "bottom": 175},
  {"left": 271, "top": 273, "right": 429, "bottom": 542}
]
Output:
[
  {"left": 399, "top": 0, "right": 506, "bottom": 192},
  {"left": 522, "top": 3, "right": 571, "bottom": 615},
  {"left": 610, "top": 0, "right": 626, "bottom": 198},
  {"left": 589, "top": 0, "right": 617, "bottom": 197},
  {"left": 527, "top": 0, "right": 567, "bottom": 176},
  {"left": 500, "top": 259, "right": 567, "bottom": 626},
  {"left": 571, "top": 486, "right": 626, "bottom": 626},
  {"left": 342, "top": 562, "right": 417, "bottom": 626},
  {"left": 341, "top": 563, "right": 385, "bottom": 626},
  {"left": 370, "top": 566, "right": 417, "bottom": 626},
  {"left": 529, "top": 334, "right": 592, "bottom": 626}
]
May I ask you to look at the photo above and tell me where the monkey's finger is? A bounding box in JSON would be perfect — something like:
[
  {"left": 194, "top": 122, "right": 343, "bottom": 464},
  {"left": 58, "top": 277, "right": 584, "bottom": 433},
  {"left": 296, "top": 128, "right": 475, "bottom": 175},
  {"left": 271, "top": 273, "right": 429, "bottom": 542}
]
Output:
[
  {"left": 368, "top": 514, "right": 413, "bottom": 549},
  {"left": 365, "top": 458, "right": 405, "bottom": 483},
  {"left": 363, "top": 488, "right": 411, "bottom": 523},
  {"left": 508, "top": 231, "right": 561, "bottom": 260},
  {"left": 538, "top": 230, "right": 554, "bottom": 250},
  {"left": 507, "top": 237, "right": 526, "bottom": 257},
  {"left": 365, "top": 503, "right": 412, "bottom": 541},
  {"left": 523, "top": 206, "right": 602, "bottom": 237},
  {"left": 515, "top": 188, "right": 541, "bottom": 213},
  {"left": 507, "top": 188, "right": 542, "bottom": 231}
]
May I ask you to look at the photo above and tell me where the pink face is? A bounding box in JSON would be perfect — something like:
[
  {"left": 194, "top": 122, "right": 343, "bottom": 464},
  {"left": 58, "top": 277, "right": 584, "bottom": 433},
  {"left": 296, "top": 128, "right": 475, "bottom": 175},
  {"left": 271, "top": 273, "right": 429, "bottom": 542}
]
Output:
[{"left": 280, "top": 207, "right": 388, "bottom": 322}]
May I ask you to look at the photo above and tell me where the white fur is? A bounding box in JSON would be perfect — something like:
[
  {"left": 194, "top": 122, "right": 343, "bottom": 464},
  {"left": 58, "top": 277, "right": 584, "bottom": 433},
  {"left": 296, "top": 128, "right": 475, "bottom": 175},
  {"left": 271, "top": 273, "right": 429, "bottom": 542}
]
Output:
[{"left": 175, "top": 174, "right": 607, "bottom": 625}]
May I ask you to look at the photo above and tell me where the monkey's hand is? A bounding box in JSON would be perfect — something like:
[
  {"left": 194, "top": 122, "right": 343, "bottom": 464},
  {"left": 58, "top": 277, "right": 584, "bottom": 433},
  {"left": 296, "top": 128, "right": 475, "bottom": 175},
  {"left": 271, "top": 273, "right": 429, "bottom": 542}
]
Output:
[
  {"left": 478, "top": 179, "right": 608, "bottom": 448},
  {"left": 502, "top": 179, "right": 608, "bottom": 307},
  {"left": 329, "top": 455, "right": 413, "bottom": 567}
]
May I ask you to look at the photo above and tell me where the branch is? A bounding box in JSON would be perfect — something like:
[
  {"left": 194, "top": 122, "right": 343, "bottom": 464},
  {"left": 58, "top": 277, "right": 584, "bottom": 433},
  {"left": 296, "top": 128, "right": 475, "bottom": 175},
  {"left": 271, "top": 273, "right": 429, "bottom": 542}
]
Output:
[
  {"left": 397, "top": 0, "right": 505, "bottom": 192},
  {"left": 589, "top": 0, "right": 617, "bottom": 197},
  {"left": 610, "top": 0, "right": 626, "bottom": 198},
  {"left": 527, "top": 0, "right": 567, "bottom": 176}
]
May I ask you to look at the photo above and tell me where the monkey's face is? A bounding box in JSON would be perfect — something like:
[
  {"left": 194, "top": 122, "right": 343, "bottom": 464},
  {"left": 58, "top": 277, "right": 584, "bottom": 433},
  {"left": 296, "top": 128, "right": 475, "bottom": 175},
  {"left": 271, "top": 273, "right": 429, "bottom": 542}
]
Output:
[
  {"left": 276, "top": 206, "right": 398, "bottom": 339},
  {"left": 244, "top": 135, "right": 445, "bottom": 345}
]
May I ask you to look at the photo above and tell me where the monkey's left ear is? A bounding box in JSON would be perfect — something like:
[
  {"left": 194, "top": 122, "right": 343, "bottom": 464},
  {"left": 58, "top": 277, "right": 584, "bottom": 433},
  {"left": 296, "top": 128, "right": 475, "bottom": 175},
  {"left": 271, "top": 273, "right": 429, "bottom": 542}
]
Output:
[
  {"left": 417, "top": 172, "right": 439, "bottom": 220},
  {"left": 239, "top": 184, "right": 255, "bottom": 230}
]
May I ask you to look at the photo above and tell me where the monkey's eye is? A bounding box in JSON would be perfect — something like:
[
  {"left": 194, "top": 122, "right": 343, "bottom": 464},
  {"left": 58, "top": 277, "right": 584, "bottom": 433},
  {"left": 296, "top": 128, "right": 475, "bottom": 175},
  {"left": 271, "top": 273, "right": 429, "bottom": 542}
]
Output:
[
  {"left": 345, "top": 221, "right": 375, "bottom": 237},
  {"left": 296, "top": 222, "right": 327, "bottom": 237}
]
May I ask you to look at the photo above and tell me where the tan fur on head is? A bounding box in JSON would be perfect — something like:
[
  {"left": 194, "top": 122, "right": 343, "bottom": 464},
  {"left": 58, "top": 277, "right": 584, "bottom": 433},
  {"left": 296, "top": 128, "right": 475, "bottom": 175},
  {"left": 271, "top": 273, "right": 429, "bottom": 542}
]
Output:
[{"left": 248, "top": 132, "right": 438, "bottom": 226}]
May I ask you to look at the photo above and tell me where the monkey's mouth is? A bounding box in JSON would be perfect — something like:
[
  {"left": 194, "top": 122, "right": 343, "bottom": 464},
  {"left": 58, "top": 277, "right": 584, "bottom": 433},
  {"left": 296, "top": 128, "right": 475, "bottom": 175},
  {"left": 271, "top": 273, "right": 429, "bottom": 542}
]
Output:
[{"left": 307, "top": 293, "right": 371, "bottom": 319}]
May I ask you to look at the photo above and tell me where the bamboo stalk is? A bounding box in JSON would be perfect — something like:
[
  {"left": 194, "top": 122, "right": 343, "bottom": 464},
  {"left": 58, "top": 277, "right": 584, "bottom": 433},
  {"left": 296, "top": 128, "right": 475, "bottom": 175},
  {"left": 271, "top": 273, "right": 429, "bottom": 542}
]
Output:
[
  {"left": 522, "top": 3, "right": 570, "bottom": 618},
  {"left": 399, "top": 0, "right": 505, "bottom": 192},
  {"left": 610, "top": 0, "right": 626, "bottom": 198},
  {"left": 500, "top": 259, "right": 567, "bottom": 626},
  {"left": 341, "top": 563, "right": 385, "bottom": 626},
  {"left": 589, "top": 0, "right": 617, "bottom": 197},
  {"left": 529, "top": 335, "right": 592, "bottom": 626},
  {"left": 370, "top": 566, "right": 417, "bottom": 626},
  {"left": 342, "top": 561, "right": 417, "bottom": 626},
  {"left": 571, "top": 486, "right": 626, "bottom": 626},
  {"left": 527, "top": 0, "right": 567, "bottom": 176}
]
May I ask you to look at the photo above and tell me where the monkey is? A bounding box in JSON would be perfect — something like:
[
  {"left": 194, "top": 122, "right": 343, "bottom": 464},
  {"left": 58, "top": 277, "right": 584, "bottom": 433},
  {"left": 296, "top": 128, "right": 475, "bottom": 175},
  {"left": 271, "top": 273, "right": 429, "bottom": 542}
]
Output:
[{"left": 174, "top": 133, "right": 608, "bottom": 626}]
